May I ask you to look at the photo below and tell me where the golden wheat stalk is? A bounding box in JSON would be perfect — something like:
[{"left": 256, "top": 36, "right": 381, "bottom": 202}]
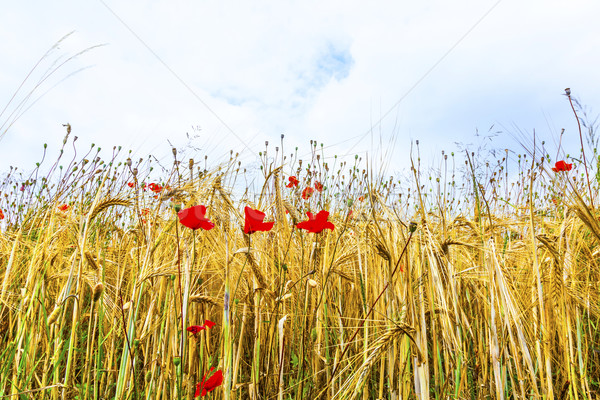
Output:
[{"left": 88, "top": 198, "right": 131, "bottom": 222}]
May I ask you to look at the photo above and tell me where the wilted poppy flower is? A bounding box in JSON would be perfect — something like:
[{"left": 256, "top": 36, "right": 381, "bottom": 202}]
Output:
[
  {"left": 314, "top": 181, "right": 323, "bottom": 192},
  {"left": 302, "top": 187, "right": 314, "bottom": 200},
  {"left": 58, "top": 204, "right": 69, "bottom": 212},
  {"left": 178, "top": 205, "right": 215, "bottom": 231},
  {"left": 552, "top": 160, "right": 572, "bottom": 172},
  {"left": 195, "top": 368, "right": 224, "bottom": 397},
  {"left": 244, "top": 206, "right": 274, "bottom": 234},
  {"left": 286, "top": 176, "right": 299, "bottom": 188},
  {"left": 297, "top": 210, "right": 335, "bottom": 233},
  {"left": 127, "top": 182, "right": 135, "bottom": 188}
]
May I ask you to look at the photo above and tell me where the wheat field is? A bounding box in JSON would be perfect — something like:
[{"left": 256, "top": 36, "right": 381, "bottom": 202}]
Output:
[{"left": 1, "top": 134, "right": 599, "bottom": 399}]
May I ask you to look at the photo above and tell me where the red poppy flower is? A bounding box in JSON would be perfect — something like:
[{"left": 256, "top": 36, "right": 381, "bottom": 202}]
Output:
[
  {"left": 187, "top": 325, "right": 203, "bottom": 334},
  {"left": 296, "top": 210, "right": 335, "bottom": 233},
  {"left": 314, "top": 181, "right": 323, "bottom": 192},
  {"left": 127, "top": 182, "right": 135, "bottom": 188},
  {"left": 187, "top": 320, "right": 216, "bottom": 335},
  {"left": 358, "top": 196, "right": 364, "bottom": 202},
  {"left": 178, "top": 205, "right": 215, "bottom": 231},
  {"left": 552, "top": 160, "right": 573, "bottom": 172},
  {"left": 148, "top": 182, "right": 163, "bottom": 193},
  {"left": 58, "top": 204, "right": 69, "bottom": 212},
  {"left": 302, "top": 187, "right": 314, "bottom": 200},
  {"left": 244, "top": 206, "right": 274, "bottom": 234},
  {"left": 286, "top": 176, "right": 299, "bottom": 188},
  {"left": 0, "top": 209, "right": 4, "bottom": 220},
  {"left": 195, "top": 368, "right": 224, "bottom": 397}
]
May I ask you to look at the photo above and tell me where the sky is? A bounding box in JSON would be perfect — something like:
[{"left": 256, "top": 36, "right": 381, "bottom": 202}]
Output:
[{"left": 1, "top": 0, "right": 599, "bottom": 179}]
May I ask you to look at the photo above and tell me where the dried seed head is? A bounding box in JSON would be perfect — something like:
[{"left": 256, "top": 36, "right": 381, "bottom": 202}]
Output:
[
  {"left": 48, "top": 306, "right": 61, "bottom": 325},
  {"left": 189, "top": 158, "right": 194, "bottom": 170},
  {"left": 85, "top": 252, "right": 98, "bottom": 270},
  {"left": 189, "top": 295, "right": 218, "bottom": 306},
  {"left": 126, "top": 158, "right": 132, "bottom": 167},
  {"left": 276, "top": 293, "right": 293, "bottom": 302},
  {"left": 564, "top": 87, "right": 571, "bottom": 96},
  {"left": 93, "top": 283, "right": 104, "bottom": 302}
]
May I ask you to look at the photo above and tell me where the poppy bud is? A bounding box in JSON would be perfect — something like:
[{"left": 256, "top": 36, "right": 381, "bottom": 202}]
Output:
[
  {"left": 564, "top": 88, "right": 571, "bottom": 96},
  {"left": 189, "top": 158, "right": 194, "bottom": 170},
  {"left": 126, "top": 158, "right": 132, "bottom": 167},
  {"left": 409, "top": 222, "right": 418, "bottom": 233}
]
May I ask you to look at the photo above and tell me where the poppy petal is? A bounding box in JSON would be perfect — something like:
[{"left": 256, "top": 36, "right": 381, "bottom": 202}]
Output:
[
  {"left": 178, "top": 205, "right": 215, "bottom": 231},
  {"left": 203, "top": 320, "right": 216, "bottom": 329},
  {"left": 244, "top": 206, "right": 274, "bottom": 234}
]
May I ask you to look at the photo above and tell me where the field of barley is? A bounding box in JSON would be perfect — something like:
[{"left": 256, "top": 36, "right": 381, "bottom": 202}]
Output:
[{"left": 1, "top": 128, "right": 600, "bottom": 399}]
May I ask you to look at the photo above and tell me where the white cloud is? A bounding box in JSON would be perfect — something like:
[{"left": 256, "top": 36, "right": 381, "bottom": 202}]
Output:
[{"left": 1, "top": 0, "right": 600, "bottom": 178}]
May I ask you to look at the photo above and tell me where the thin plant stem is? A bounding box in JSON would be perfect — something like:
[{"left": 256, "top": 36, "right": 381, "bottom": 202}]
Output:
[{"left": 566, "top": 88, "right": 594, "bottom": 206}]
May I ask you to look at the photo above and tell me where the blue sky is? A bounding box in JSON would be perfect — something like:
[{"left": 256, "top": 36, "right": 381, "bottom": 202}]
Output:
[{"left": 1, "top": 0, "right": 599, "bottom": 178}]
